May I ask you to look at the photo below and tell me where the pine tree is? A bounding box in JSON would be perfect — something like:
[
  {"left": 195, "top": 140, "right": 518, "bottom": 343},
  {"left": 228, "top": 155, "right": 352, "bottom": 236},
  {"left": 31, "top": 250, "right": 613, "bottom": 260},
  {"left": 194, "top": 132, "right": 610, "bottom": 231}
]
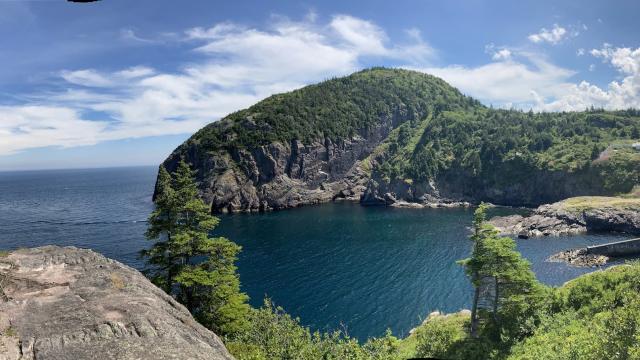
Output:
[
  {"left": 175, "top": 237, "right": 250, "bottom": 336},
  {"left": 142, "top": 165, "right": 178, "bottom": 292},
  {"left": 459, "top": 204, "right": 545, "bottom": 346},
  {"left": 459, "top": 203, "right": 494, "bottom": 338},
  {"left": 143, "top": 159, "right": 250, "bottom": 336}
]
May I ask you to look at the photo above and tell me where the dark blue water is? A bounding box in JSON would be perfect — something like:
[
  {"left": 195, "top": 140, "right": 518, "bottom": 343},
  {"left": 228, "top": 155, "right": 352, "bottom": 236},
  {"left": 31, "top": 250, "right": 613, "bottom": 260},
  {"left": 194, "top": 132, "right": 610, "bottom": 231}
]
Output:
[
  {"left": 0, "top": 167, "right": 632, "bottom": 341},
  {"left": 0, "top": 167, "right": 154, "bottom": 265}
]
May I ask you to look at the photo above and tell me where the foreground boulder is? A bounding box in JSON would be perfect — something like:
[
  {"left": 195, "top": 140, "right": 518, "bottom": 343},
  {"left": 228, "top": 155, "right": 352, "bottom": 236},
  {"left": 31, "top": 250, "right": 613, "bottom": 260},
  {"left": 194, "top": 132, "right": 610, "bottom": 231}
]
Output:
[{"left": 0, "top": 246, "right": 234, "bottom": 360}]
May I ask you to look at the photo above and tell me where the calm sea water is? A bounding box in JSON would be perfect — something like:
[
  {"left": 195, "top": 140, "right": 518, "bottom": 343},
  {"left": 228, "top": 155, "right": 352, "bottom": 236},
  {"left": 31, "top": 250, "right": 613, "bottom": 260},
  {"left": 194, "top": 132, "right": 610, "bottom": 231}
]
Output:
[{"left": 0, "top": 167, "right": 632, "bottom": 341}]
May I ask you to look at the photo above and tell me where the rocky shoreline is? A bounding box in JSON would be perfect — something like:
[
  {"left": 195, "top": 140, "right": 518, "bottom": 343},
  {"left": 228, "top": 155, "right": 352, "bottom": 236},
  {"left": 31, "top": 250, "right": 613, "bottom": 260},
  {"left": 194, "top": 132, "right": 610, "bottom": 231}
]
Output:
[
  {"left": 548, "top": 248, "right": 610, "bottom": 267},
  {"left": 489, "top": 198, "right": 640, "bottom": 238},
  {"left": 360, "top": 187, "right": 472, "bottom": 209}
]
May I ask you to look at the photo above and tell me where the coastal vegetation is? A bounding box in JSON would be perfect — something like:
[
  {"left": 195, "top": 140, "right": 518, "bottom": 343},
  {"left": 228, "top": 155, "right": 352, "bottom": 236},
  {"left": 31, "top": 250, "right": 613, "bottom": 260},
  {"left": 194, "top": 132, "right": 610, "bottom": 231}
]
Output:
[
  {"left": 164, "top": 68, "right": 640, "bottom": 212},
  {"left": 144, "top": 168, "right": 640, "bottom": 359},
  {"left": 150, "top": 67, "right": 640, "bottom": 357},
  {"left": 142, "top": 160, "right": 250, "bottom": 336},
  {"left": 403, "top": 205, "right": 640, "bottom": 359},
  {"left": 190, "top": 68, "right": 478, "bottom": 151},
  {"left": 144, "top": 161, "right": 405, "bottom": 359},
  {"left": 226, "top": 299, "right": 402, "bottom": 360}
]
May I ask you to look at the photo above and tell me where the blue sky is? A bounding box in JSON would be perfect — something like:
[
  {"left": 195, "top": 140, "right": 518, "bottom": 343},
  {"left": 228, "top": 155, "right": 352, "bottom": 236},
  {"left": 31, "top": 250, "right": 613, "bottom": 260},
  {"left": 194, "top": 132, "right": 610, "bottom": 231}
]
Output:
[{"left": 1, "top": 0, "right": 639, "bottom": 170}]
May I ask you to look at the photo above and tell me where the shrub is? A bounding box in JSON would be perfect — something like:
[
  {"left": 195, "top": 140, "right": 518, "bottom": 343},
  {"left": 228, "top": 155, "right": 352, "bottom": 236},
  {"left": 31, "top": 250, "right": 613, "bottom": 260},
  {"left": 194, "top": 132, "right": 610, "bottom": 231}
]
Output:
[{"left": 415, "top": 312, "right": 469, "bottom": 359}]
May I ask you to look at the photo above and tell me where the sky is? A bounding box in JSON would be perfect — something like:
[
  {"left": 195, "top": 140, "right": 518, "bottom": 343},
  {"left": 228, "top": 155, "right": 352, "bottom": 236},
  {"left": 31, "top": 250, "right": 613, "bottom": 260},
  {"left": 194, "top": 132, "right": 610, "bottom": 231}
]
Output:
[{"left": 1, "top": 0, "right": 639, "bottom": 171}]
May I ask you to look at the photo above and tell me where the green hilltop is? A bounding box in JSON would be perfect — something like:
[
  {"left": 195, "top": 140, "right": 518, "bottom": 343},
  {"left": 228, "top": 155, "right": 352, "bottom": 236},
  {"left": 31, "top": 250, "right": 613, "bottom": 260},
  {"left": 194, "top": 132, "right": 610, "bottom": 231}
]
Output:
[{"left": 164, "top": 68, "right": 640, "bottom": 210}]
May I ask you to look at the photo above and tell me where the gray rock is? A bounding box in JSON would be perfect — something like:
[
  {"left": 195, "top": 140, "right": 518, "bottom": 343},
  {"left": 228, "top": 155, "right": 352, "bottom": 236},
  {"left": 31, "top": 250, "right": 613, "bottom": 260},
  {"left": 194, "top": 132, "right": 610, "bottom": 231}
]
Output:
[
  {"left": 0, "top": 246, "right": 234, "bottom": 360},
  {"left": 548, "top": 248, "right": 609, "bottom": 267},
  {"left": 166, "top": 135, "right": 382, "bottom": 213},
  {"left": 490, "top": 202, "right": 640, "bottom": 238},
  {"left": 583, "top": 208, "right": 640, "bottom": 234}
]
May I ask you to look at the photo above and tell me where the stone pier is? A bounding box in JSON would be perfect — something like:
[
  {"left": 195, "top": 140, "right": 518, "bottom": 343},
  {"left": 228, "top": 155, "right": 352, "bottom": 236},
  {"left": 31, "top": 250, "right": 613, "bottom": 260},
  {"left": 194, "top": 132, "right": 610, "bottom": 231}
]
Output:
[{"left": 586, "top": 238, "right": 640, "bottom": 257}]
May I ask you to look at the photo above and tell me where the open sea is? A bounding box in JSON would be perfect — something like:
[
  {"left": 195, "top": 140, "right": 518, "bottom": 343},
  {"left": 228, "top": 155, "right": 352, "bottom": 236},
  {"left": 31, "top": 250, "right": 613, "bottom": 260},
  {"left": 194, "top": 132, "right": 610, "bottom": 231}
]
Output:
[{"left": 0, "top": 166, "right": 632, "bottom": 341}]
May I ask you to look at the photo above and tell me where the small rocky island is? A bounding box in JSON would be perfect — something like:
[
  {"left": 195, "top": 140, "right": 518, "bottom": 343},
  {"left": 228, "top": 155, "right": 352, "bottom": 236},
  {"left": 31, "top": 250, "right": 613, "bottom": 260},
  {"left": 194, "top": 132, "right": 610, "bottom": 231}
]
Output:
[{"left": 0, "top": 246, "right": 234, "bottom": 360}]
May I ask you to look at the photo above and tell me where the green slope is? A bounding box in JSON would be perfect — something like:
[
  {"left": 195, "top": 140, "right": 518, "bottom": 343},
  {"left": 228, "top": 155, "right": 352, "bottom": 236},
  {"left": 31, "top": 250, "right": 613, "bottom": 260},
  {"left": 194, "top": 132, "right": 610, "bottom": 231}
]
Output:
[
  {"left": 188, "top": 67, "right": 479, "bottom": 152},
  {"left": 165, "top": 67, "right": 640, "bottom": 206}
]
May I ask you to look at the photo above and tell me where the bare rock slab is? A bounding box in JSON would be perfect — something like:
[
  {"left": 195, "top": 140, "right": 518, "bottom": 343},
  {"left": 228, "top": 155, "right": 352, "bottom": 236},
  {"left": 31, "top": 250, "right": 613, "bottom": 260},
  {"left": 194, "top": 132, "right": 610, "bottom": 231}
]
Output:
[{"left": 0, "top": 246, "right": 234, "bottom": 360}]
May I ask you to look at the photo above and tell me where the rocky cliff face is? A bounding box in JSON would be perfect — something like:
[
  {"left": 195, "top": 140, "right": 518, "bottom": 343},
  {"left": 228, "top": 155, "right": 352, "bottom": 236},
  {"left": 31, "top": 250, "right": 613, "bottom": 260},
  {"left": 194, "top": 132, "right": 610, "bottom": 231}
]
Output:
[
  {"left": 164, "top": 112, "right": 407, "bottom": 213},
  {"left": 0, "top": 246, "right": 234, "bottom": 360},
  {"left": 360, "top": 162, "right": 608, "bottom": 209}
]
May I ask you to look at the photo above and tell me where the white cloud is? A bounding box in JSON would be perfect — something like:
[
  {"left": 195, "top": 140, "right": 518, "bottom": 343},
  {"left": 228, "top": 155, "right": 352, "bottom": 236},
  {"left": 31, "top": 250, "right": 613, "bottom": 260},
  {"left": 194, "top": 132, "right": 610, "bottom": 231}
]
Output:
[
  {"left": 120, "top": 29, "right": 156, "bottom": 44},
  {"left": 419, "top": 44, "right": 640, "bottom": 111},
  {"left": 116, "top": 66, "right": 155, "bottom": 79},
  {"left": 416, "top": 52, "right": 576, "bottom": 107},
  {"left": 2, "top": 14, "right": 640, "bottom": 157},
  {"left": 60, "top": 69, "right": 113, "bottom": 87},
  {"left": 539, "top": 44, "right": 640, "bottom": 110},
  {"left": 528, "top": 24, "right": 568, "bottom": 45},
  {"left": 0, "top": 15, "right": 433, "bottom": 156},
  {"left": 492, "top": 49, "right": 512, "bottom": 61},
  {"left": 330, "top": 15, "right": 388, "bottom": 55},
  {"left": 0, "top": 106, "right": 107, "bottom": 155},
  {"left": 485, "top": 44, "right": 512, "bottom": 61},
  {"left": 60, "top": 66, "right": 155, "bottom": 88},
  {"left": 591, "top": 44, "right": 640, "bottom": 74},
  {"left": 577, "top": 48, "right": 585, "bottom": 56}
]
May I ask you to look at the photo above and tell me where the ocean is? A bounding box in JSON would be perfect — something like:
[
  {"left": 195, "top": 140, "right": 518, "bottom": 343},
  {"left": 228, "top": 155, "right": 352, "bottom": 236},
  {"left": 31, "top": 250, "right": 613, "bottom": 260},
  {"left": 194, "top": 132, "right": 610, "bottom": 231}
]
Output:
[{"left": 0, "top": 166, "right": 630, "bottom": 340}]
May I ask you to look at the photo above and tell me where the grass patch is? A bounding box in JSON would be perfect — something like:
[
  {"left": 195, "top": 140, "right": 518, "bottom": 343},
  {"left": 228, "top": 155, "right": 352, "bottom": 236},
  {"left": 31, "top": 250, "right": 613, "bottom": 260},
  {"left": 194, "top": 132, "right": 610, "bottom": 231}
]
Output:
[
  {"left": 0, "top": 250, "right": 9, "bottom": 258},
  {"left": 400, "top": 113, "right": 432, "bottom": 156},
  {"left": 559, "top": 196, "right": 640, "bottom": 212}
]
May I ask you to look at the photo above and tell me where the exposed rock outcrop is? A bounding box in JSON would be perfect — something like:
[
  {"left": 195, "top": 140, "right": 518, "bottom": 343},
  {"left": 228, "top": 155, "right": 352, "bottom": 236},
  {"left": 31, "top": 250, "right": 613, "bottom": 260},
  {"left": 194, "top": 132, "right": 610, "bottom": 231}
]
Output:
[
  {"left": 489, "top": 206, "right": 587, "bottom": 238},
  {"left": 164, "top": 114, "right": 402, "bottom": 213},
  {"left": 548, "top": 248, "right": 609, "bottom": 267},
  {"left": 490, "top": 199, "right": 640, "bottom": 238},
  {"left": 0, "top": 246, "right": 234, "bottom": 360},
  {"left": 360, "top": 178, "right": 471, "bottom": 209}
]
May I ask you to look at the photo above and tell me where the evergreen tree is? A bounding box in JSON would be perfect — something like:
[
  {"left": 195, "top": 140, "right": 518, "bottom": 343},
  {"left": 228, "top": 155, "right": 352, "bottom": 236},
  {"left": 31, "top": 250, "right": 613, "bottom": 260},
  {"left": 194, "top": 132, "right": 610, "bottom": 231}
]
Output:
[
  {"left": 459, "top": 204, "right": 545, "bottom": 347},
  {"left": 142, "top": 165, "right": 178, "bottom": 292},
  {"left": 459, "top": 203, "right": 494, "bottom": 338},
  {"left": 143, "top": 159, "right": 250, "bottom": 336}
]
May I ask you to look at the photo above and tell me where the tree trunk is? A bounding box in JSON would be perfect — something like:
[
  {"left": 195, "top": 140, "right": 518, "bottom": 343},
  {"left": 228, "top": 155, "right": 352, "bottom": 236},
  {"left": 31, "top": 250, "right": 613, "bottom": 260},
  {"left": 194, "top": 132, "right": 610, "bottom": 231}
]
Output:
[
  {"left": 493, "top": 276, "right": 499, "bottom": 323},
  {"left": 470, "top": 274, "right": 480, "bottom": 338}
]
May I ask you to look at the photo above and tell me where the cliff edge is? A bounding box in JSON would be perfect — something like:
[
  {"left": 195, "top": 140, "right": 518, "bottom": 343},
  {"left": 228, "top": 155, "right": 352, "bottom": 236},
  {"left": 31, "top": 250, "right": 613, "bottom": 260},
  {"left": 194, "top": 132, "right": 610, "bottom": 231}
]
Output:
[{"left": 0, "top": 246, "right": 234, "bottom": 360}]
